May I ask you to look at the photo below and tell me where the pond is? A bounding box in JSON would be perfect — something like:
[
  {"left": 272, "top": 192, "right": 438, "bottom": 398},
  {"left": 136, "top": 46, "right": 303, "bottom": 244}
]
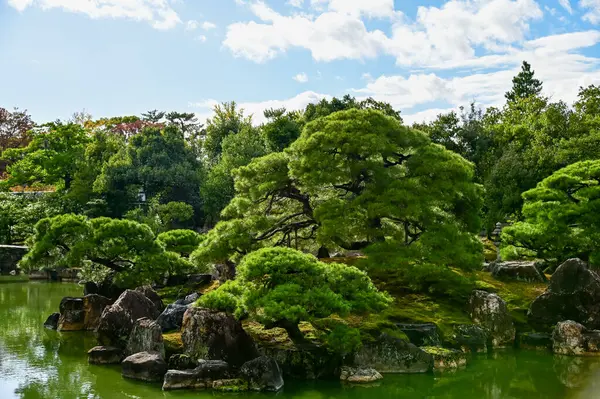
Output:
[{"left": 1, "top": 281, "right": 600, "bottom": 399}]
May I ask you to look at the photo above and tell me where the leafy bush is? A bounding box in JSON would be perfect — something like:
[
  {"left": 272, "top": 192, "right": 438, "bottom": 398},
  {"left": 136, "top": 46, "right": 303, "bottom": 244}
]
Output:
[{"left": 157, "top": 229, "right": 204, "bottom": 257}]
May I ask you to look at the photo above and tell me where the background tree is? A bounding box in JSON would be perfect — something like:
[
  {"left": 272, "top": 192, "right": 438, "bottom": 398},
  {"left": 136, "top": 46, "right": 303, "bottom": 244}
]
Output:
[
  {"left": 202, "top": 102, "right": 252, "bottom": 164},
  {"left": 199, "top": 247, "right": 390, "bottom": 350},
  {"left": 261, "top": 108, "right": 302, "bottom": 152},
  {"left": 505, "top": 61, "right": 543, "bottom": 103},
  {"left": 157, "top": 229, "right": 204, "bottom": 257},
  {"left": 2, "top": 122, "right": 89, "bottom": 191},
  {"left": 0, "top": 107, "right": 34, "bottom": 175}
]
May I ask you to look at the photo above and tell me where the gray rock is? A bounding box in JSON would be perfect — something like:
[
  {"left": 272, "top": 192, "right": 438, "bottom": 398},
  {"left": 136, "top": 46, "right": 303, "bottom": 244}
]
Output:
[
  {"left": 135, "top": 285, "right": 165, "bottom": 312},
  {"left": 156, "top": 304, "right": 188, "bottom": 332},
  {"left": 420, "top": 347, "right": 467, "bottom": 370},
  {"left": 96, "top": 290, "right": 160, "bottom": 348},
  {"left": 467, "top": 290, "right": 515, "bottom": 348},
  {"left": 551, "top": 320, "right": 600, "bottom": 356},
  {"left": 240, "top": 356, "right": 284, "bottom": 392},
  {"left": 122, "top": 351, "right": 167, "bottom": 382},
  {"left": 452, "top": 324, "right": 488, "bottom": 353},
  {"left": 258, "top": 345, "right": 340, "bottom": 380},
  {"left": 529, "top": 258, "right": 600, "bottom": 331},
  {"left": 489, "top": 261, "right": 547, "bottom": 282},
  {"left": 354, "top": 333, "right": 433, "bottom": 373},
  {"left": 518, "top": 332, "right": 552, "bottom": 350},
  {"left": 87, "top": 346, "right": 123, "bottom": 364},
  {"left": 58, "top": 297, "right": 85, "bottom": 331},
  {"left": 162, "top": 360, "right": 232, "bottom": 390},
  {"left": 175, "top": 293, "right": 199, "bottom": 306},
  {"left": 396, "top": 323, "right": 441, "bottom": 346},
  {"left": 168, "top": 354, "right": 197, "bottom": 370},
  {"left": 126, "top": 317, "right": 165, "bottom": 358},
  {"left": 44, "top": 313, "right": 60, "bottom": 330},
  {"left": 181, "top": 308, "right": 258, "bottom": 367},
  {"left": 340, "top": 366, "right": 383, "bottom": 383}
]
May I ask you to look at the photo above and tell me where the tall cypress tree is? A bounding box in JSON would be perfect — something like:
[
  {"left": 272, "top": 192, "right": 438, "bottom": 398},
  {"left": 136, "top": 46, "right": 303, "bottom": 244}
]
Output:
[{"left": 505, "top": 61, "right": 543, "bottom": 103}]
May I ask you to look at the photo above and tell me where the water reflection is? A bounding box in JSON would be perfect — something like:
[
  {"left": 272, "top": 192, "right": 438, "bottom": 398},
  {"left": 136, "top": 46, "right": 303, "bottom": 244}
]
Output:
[{"left": 3, "top": 281, "right": 600, "bottom": 399}]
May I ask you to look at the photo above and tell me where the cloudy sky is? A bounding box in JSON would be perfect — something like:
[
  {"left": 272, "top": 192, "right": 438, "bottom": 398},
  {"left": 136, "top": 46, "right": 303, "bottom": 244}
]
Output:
[{"left": 1, "top": 0, "right": 600, "bottom": 124}]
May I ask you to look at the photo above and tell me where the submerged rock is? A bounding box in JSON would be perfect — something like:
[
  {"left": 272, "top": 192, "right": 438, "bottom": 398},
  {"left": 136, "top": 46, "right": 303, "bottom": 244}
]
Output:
[
  {"left": 87, "top": 346, "right": 123, "bottom": 365},
  {"left": 240, "top": 356, "right": 284, "bottom": 392},
  {"left": 157, "top": 304, "right": 188, "bottom": 332},
  {"left": 44, "top": 312, "right": 60, "bottom": 330},
  {"left": 212, "top": 379, "right": 249, "bottom": 392},
  {"left": 488, "top": 261, "right": 547, "bottom": 282},
  {"left": 126, "top": 317, "right": 165, "bottom": 358},
  {"left": 135, "top": 285, "right": 165, "bottom": 313},
  {"left": 181, "top": 308, "right": 258, "bottom": 367},
  {"left": 354, "top": 333, "right": 433, "bottom": 373},
  {"left": 96, "top": 290, "right": 160, "bottom": 348},
  {"left": 467, "top": 290, "right": 515, "bottom": 348},
  {"left": 421, "top": 347, "right": 467, "bottom": 370},
  {"left": 340, "top": 367, "right": 383, "bottom": 383},
  {"left": 122, "top": 351, "right": 167, "bottom": 382},
  {"left": 162, "top": 360, "right": 232, "bottom": 390},
  {"left": 518, "top": 332, "right": 552, "bottom": 350},
  {"left": 395, "top": 323, "right": 441, "bottom": 346},
  {"left": 452, "top": 324, "right": 488, "bottom": 353},
  {"left": 529, "top": 258, "right": 600, "bottom": 331}
]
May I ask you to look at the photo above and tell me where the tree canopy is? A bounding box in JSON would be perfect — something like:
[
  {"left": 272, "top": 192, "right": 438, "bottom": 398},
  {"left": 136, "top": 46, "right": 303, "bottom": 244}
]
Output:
[{"left": 505, "top": 61, "right": 543, "bottom": 103}]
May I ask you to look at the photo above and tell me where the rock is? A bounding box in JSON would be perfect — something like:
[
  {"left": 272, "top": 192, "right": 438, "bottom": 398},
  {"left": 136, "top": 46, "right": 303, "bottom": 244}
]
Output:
[
  {"left": 258, "top": 345, "right": 341, "bottom": 380},
  {"left": 96, "top": 290, "right": 160, "bottom": 348},
  {"left": 452, "top": 324, "right": 488, "bottom": 353},
  {"left": 518, "top": 332, "right": 552, "bottom": 350},
  {"left": 126, "top": 317, "right": 165, "bottom": 358},
  {"left": 82, "top": 294, "right": 112, "bottom": 330},
  {"left": 240, "top": 356, "right": 284, "bottom": 392},
  {"left": 421, "top": 347, "right": 467, "bottom": 370},
  {"left": 162, "top": 360, "right": 232, "bottom": 390},
  {"left": 488, "top": 260, "right": 547, "bottom": 282},
  {"left": 213, "top": 264, "right": 236, "bottom": 282},
  {"left": 156, "top": 304, "right": 188, "bottom": 332},
  {"left": 174, "top": 293, "right": 199, "bottom": 306},
  {"left": 551, "top": 320, "right": 600, "bottom": 356},
  {"left": 135, "top": 285, "right": 165, "bottom": 312},
  {"left": 58, "top": 268, "right": 80, "bottom": 282},
  {"left": 186, "top": 274, "right": 213, "bottom": 286},
  {"left": 58, "top": 297, "right": 85, "bottom": 331},
  {"left": 83, "top": 281, "right": 98, "bottom": 296},
  {"left": 97, "top": 277, "right": 125, "bottom": 300},
  {"left": 0, "top": 245, "right": 28, "bottom": 275},
  {"left": 529, "top": 258, "right": 600, "bottom": 331},
  {"left": 122, "top": 351, "right": 167, "bottom": 382},
  {"left": 395, "top": 323, "right": 441, "bottom": 346},
  {"left": 467, "top": 290, "right": 515, "bottom": 348},
  {"left": 181, "top": 308, "right": 259, "bottom": 367},
  {"left": 87, "top": 346, "right": 123, "bottom": 364},
  {"left": 354, "top": 333, "right": 433, "bottom": 373},
  {"left": 44, "top": 313, "right": 60, "bottom": 330},
  {"left": 168, "top": 354, "right": 197, "bottom": 370},
  {"left": 340, "top": 366, "right": 383, "bottom": 383},
  {"left": 9, "top": 270, "right": 16, "bottom": 276},
  {"left": 212, "top": 379, "right": 249, "bottom": 392}
]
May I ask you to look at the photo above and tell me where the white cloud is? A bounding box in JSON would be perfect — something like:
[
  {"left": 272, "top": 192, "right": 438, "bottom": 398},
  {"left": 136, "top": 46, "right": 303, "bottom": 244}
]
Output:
[
  {"left": 310, "top": 0, "right": 396, "bottom": 18},
  {"left": 7, "top": 0, "right": 181, "bottom": 30},
  {"left": 293, "top": 72, "right": 309, "bottom": 83},
  {"left": 190, "top": 91, "right": 330, "bottom": 125},
  {"left": 186, "top": 20, "right": 199, "bottom": 30},
  {"left": 288, "top": 0, "right": 304, "bottom": 7},
  {"left": 582, "top": 0, "right": 600, "bottom": 23},
  {"left": 202, "top": 21, "right": 217, "bottom": 30},
  {"left": 559, "top": 0, "right": 573, "bottom": 14},
  {"left": 195, "top": 35, "right": 207, "bottom": 43}
]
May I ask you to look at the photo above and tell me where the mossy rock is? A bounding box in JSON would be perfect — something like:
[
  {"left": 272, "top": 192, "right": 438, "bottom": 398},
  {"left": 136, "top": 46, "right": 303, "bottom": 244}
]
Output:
[
  {"left": 212, "top": 379, "right": 249, "bottom": 392},
  {"left": 421, "top": 346, "right": 467, "bottom": 370},
  {"left": 163, "top": 332, "right": 184, "bottom": 358},
  {"left": 482, "top": 238, "right": 498, "bottom": 262}
]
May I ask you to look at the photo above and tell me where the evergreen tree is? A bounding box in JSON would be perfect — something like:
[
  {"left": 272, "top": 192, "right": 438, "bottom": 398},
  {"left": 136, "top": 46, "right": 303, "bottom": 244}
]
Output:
[{"left": 505, "top": 61, "right": 543, "bottom": 103}]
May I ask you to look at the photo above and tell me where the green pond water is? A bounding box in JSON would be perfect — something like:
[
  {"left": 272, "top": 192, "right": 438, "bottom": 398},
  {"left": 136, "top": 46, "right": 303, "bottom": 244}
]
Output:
[{"left": 2, "top": 281, "right": 600, "bottom": 399}]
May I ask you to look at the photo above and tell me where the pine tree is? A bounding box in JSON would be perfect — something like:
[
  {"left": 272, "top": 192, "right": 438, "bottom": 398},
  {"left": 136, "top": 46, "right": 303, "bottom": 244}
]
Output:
[{"left": 505, "top": 61, "right": 543, "bottom": 103}]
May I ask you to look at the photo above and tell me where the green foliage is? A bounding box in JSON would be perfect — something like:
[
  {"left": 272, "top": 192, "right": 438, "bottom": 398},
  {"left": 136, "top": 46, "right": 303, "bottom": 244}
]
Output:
[
  {"left": 157, "top": 229, "right": 204, "bottom": 257},
  {"left": 505, "top": 61, "right": 543, "bottom": 103},
  {"left": 20, "top": 214, "right": 195, "bottom": 286},
  {"left": 261, "top": 108, "right": 302, "bottom": 151},
  {"left": 202, "top": 102, "right": 253, "bottom": 164},
  {"left": 199, "top": 247, "right": 390, "bottom": 350},
  {"left": 502, "top": 160, "right": 600, "bottom": 266},
  {"left": 2, "top": 122, "right": 89, "bottom": 190}
]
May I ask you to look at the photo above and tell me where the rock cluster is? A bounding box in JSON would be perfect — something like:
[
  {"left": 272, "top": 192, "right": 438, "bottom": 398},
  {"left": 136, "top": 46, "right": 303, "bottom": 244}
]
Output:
[{"left": 467, "top": 290, "right": 516, "bottom": 348}]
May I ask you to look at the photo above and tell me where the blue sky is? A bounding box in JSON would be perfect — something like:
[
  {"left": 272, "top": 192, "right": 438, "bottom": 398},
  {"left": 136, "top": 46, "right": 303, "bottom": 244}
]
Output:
[{"left": 1, "top": 0, "right": 600, "bottom": 124}]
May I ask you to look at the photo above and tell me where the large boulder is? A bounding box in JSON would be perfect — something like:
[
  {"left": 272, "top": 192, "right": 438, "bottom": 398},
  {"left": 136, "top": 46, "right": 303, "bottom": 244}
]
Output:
[
  {"left": 529, "top": 258, "right": 600, "bottom": 331},
  {"left": 126, "top": 317, "right": 165, "bottom": 358},
  {"left": 420, "top": 347, "right": 467, "bottom": 370},
  {"left": 552, "top": 320, "right": 600, "bottom": 356},
  {"left": 156, "top": 304, "right": 188, "bottom": 332},
  {"left": 240, "top": 356, "right": 284, "bottom": 392},
  {"left": 135, "top": 285, "right": 165, "bottom": 312},
  {"left": 162, "top": 360, "right": 232, "bottom": 390},
  {"left": 168, "top": 354, "right": 197, "bottom": 370},
  {"left": 395, "top": 323, "right": 441, "bottom": 346},
  {"left": 58, "top": 297, "right": 85, "bottom": 331},
  {"left": 354, "top": 333, "right": 433, "bottom": 373},
  {"left": 181, "top": 308, "right": 259, "bottom": 367},
  {"left": 340, "top": 366, "right": 383, "bottom": 384},
  {"left": 44, "top": 313, "right": 60, "bottom": 330},
  {"left": 488, "top": 261, "right": 546, "bottom": 282},
  {"left": 451, "top": 324, "right": 488, "bottom": 353},
  {"left": 82, "top": 294, "right": 112, "bottom": 330},
  {"left": 258, "top": 345, "right": 341, "bottom": 380},
  {"left": 96, "top": 290, "right": 160, "bottom": 348},
  {"left": 174, "top": 293, "right": 200, "bottom": 306},
  {"left": 87, "top": 346, "right": 123, "bottom": 365},
  {"left": 467, "top": 290, "right": 515, "bottom": 348},
  {"left": 122, "top": 351, "right": 167, "bottom": 382}
]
